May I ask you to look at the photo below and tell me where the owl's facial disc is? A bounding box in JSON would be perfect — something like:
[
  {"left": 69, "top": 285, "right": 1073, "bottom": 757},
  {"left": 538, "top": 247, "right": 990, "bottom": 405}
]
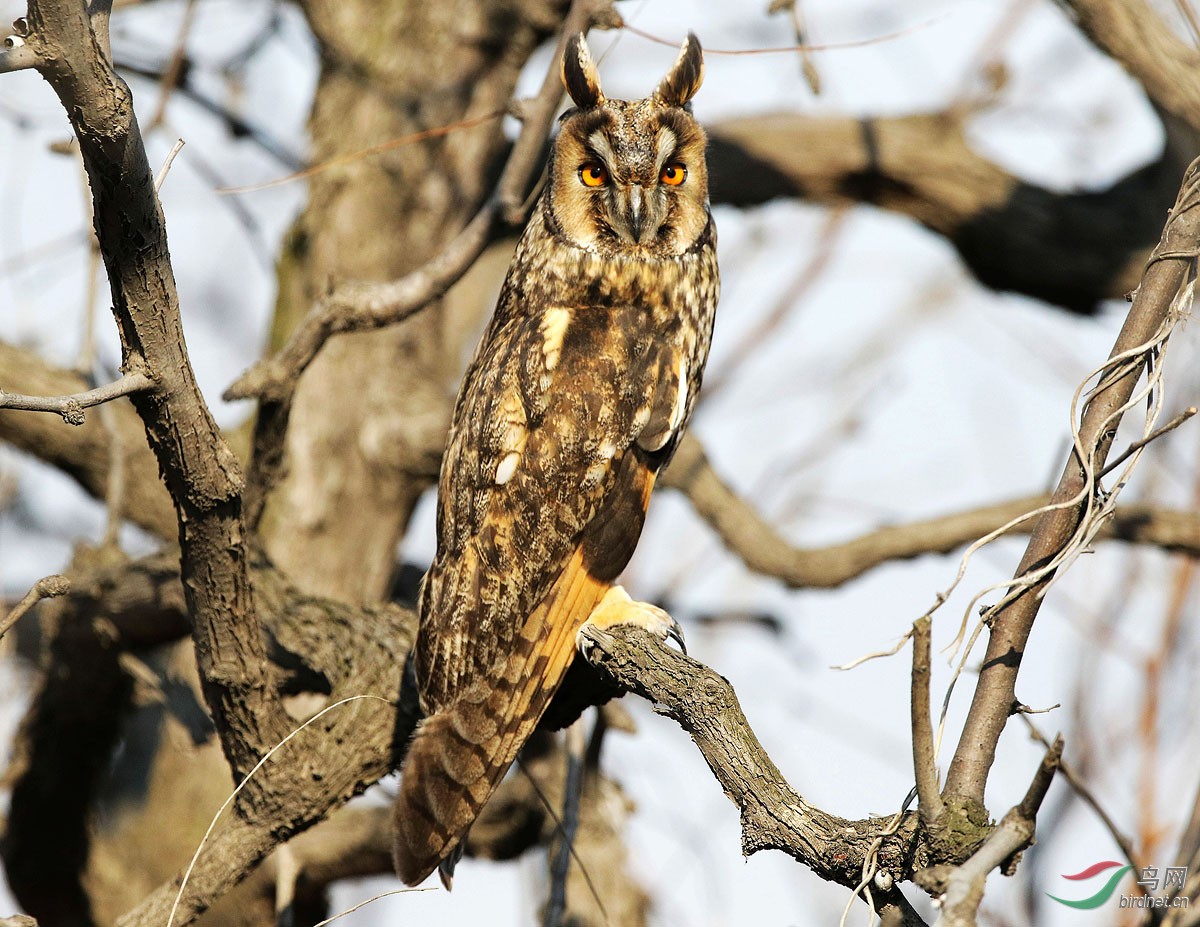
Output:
[
  {"left": 580, "top": 119, "right": 691, "bottom": 247},
  {"left": 551, "top": 93, "right": 708, "bottom": 256}
]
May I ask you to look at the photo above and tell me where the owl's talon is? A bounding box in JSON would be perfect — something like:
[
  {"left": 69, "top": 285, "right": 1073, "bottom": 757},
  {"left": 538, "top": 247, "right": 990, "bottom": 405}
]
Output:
[
  {"left": 664, "top": 618, "right": 687, "bottom": 654},
  {"left": 577, "top": 586, "right": 686, "bottom": 655}
]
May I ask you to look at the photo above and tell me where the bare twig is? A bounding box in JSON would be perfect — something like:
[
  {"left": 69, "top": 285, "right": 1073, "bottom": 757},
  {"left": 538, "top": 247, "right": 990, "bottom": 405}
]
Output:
[
  {"left": 0, "top": 341, "right": 176, "bottom": 539},
  {"left": 933, "top": 737, "right": 1062, "bottom": 927},
  {"left": 0, "top": 371, "right": 153, "bottom": 424},
  {"left": 1020, "top": 716, "right": 1145, "bottom": 876},
  {"left": 544, "top": 721, "right": 587, "bottom": 927},
  {"left": 911, "top": 617, "right": 944, "bottom": 827},
  {"left": 217, "top": 111, "right": 505, "bottom": 195},
  {"left": 621, "top": 15, "right": 948, "bottom": 55},
  {"left": 147, "top": 0, "right": 196, "bottom": 130},
  {"left": 701, "top": 206, "right": 849, "bottom": 400},
  {"left": 115, "top": 56, "right": 303, "bottom": 170},
  {"left": 1099, "top": 405, "right": 1197, "bottom": 478},
  {"left": 154, "top": 138, "right": 185, "bottom": 193},
  {"left": 767, "top": 0, "right": 821, "bottom": 93},
  {"left": 0, "top": 575, "right": 69, "bottom": 640}
]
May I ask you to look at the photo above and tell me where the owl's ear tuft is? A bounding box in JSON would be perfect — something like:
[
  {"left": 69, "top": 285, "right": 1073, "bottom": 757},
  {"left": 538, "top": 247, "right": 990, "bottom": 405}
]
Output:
[
  {"left": 653, "top": 32, "right": 704, "bottom": 108},
  {"left": 562, "top": 33, "right": 604, "bottom": 109}
]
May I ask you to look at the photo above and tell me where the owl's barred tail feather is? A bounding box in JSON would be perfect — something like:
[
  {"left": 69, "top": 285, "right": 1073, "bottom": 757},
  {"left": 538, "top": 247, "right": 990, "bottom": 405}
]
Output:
[
  {"left": 393, "top": 551, "right": 613, "bottom": 886},
  {"left": 391, "top": 707, "right": 496, "bottom": 887}
]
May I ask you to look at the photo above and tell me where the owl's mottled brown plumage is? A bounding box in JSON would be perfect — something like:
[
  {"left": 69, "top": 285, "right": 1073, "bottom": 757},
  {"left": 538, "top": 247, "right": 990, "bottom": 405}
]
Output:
[{"left": 392, "top": 31, "right": 719, "bottom": 887}]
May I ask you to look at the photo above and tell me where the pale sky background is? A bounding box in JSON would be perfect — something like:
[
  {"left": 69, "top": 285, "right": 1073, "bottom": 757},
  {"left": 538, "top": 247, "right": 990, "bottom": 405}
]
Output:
[{"left": 1, "top": 1, "right": 1198, "bottom": 926}]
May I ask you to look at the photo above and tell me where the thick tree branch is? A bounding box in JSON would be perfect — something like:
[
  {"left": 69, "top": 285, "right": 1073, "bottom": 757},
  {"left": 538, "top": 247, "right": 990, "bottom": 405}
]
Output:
[
  {"left": 943, "top": 157, "right": 1200, "bottom": 807},
  {"left": 580, "top": 624, "right": 930, "bottom": 927},
  {"left": 706, "top": 112, "right": 1182, "bottom": 314},
  {"left": 1061, "top": 0, "right": 1200, "bottom": 133},
  {"left": 664, "top": 434, "right": 1200, "bottom": 589},
  {"left": 24, "top": 0, "right": 286, "bottom": 776}
]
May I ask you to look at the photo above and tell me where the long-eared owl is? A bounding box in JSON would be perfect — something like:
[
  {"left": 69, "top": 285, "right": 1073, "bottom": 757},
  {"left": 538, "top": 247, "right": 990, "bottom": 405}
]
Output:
[{"left": 392, "top": 30, "right": 719, "bottom": 887}]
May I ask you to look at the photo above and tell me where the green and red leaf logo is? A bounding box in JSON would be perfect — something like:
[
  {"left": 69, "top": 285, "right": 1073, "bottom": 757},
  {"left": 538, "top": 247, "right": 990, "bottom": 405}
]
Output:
[{"left": 1047, "top": 861, "right": 1132, "bottom": 909}]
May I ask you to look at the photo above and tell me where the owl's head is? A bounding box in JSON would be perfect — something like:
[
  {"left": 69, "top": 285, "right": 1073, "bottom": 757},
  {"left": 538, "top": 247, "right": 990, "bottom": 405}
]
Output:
[{"left": 548, "top": 32, "right": 709, "bottom": 257}]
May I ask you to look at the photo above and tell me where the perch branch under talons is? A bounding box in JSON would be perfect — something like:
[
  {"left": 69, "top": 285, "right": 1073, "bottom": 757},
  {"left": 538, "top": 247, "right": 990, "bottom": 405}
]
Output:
[{"left": 578, "top": 623, "right": 929, "bottom": 926}]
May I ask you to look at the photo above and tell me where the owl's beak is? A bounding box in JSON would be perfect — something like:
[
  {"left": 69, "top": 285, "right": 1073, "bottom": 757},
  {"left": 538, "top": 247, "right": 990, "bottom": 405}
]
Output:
[{"left": 626, "top": 185, "right": 646, "bottom": 242}]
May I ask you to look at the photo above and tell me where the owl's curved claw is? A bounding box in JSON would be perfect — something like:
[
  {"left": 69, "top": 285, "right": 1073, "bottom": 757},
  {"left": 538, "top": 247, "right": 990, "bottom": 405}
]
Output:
[
  {"left": 664, "top": 616, "right": 687, "bottom": 654},
  {"left": 577, "top": 586, "right": 686, "bottom": 656}
]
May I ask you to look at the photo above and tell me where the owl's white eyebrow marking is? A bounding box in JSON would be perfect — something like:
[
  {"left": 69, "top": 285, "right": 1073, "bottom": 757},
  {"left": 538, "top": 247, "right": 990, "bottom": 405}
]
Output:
[
  {"left": 655, "top": 127, "right": 678, "bottom": 171},
  {"left": 495, "top": 451, "right": 520, "bottom": 486},
  {"left": 588, "top": 132, "right": 616, "bottom": 168},
  {"left": 539, "top": 307, "right": 571, "bottom": 370}
]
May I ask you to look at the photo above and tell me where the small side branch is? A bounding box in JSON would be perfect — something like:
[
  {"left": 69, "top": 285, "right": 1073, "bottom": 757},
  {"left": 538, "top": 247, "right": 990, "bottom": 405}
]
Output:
[
  {"left": 911, "top": 617, "right": 943, "bottom": 827},
  {"left": 0, "top": 371, "right": 153, "bottom": 424},
  {"left": 0, "top": 575, "right": 69, "bottom": 640},
  {"left": 223, "top": 207, "right": 498, "bottom": 404}
]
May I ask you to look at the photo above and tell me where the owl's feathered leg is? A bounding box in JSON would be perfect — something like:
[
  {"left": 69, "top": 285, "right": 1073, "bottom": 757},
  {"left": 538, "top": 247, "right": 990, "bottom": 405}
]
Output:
[{"left": 575, "top": 585, "right": 686, "bottom": 654}]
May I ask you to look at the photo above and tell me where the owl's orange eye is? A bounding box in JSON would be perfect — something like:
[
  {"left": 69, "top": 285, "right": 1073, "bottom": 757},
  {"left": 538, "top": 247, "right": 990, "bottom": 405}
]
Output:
[
  {"left": 660, "top": 162, "right": 687, "bottom": 186},
  {"left": 579, "top": 163, "right": 608, "bottom": 187}
]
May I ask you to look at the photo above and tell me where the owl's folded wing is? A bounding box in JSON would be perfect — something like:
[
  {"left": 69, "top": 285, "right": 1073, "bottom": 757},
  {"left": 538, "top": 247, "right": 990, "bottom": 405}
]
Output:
[{"left": 415, "top": 301, "right": 688, "bottom": 710}]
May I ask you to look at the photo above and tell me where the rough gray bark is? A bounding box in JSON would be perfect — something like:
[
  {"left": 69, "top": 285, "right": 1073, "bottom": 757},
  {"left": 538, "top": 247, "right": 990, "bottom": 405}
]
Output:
[{"left": 2, "top": 1, "right": 1199, "bottom": 926}]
